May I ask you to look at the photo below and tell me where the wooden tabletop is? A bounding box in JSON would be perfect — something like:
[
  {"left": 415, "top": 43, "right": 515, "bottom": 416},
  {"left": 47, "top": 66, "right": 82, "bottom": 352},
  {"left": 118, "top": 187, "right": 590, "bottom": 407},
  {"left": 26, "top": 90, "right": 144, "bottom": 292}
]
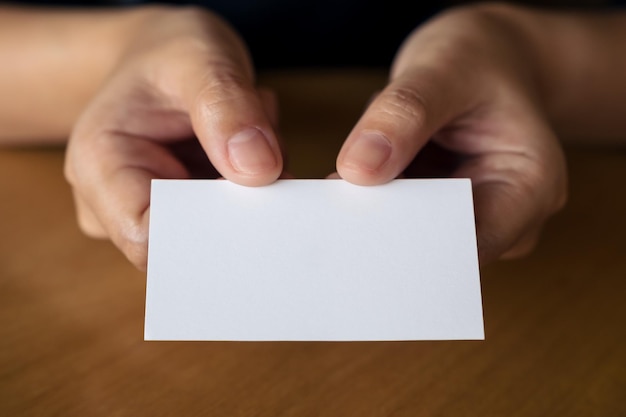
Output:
[{"left": 1, "top": 69, "right": 625, "bottom": 416}]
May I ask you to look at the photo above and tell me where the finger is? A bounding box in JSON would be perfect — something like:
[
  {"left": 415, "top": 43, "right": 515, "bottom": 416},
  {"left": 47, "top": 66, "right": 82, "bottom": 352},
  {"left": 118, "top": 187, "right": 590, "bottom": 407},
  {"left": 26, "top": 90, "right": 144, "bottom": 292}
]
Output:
[
  {"left": 336, "top": 67, "right": 471, "bottom": 185},
  {"left": 169, "top": 19, "right": 282, "bottom": 186},
  {"left": 459, "top": 152, "right": 565, "bottom": 265},
  {"left": 66, "top": 132, "right": 189, "bottom": 270},
  {"left": 472, "top": 180, "right": 538, "bottom": 264}
]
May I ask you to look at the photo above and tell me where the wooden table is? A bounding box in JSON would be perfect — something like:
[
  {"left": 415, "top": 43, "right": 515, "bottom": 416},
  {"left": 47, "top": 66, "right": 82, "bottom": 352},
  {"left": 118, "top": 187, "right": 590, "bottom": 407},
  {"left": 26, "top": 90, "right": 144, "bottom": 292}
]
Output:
[{"left": 1, "top": 69, "right": 625, "bottom": 416}]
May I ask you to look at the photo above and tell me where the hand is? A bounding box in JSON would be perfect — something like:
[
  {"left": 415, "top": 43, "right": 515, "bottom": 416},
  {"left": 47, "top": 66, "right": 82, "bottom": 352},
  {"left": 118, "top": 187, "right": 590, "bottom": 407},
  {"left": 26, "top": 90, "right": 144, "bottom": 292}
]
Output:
[
  {"left": 334, "top": 4, "right": 567, "bottom": 264},
  {"left": 64, "top": 7, "right": 284, "bottom": 269}
]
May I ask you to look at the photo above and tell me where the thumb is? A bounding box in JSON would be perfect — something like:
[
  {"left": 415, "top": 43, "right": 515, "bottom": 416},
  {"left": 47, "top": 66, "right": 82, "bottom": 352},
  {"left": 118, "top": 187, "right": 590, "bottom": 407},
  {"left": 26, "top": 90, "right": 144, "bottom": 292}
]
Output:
[
  {"left": 167, "top": 14, "right": 283, "bottom": 186},
  {"left": 336, "top": 66, "right": 473, "bottom": 185}
]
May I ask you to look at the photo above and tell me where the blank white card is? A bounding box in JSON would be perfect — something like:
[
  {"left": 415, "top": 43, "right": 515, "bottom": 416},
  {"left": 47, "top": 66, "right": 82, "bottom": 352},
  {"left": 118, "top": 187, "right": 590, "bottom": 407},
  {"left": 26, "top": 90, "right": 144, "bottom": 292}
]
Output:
[{"left": 145, "top": 179, "right": 484, "bottom": 341}]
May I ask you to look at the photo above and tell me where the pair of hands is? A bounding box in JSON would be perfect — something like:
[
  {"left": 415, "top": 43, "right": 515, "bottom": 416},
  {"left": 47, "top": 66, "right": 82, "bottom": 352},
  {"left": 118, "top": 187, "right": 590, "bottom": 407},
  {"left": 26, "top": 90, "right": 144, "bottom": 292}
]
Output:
[{"left": 64, "top": 5, "right": 567, "bottom": 270}]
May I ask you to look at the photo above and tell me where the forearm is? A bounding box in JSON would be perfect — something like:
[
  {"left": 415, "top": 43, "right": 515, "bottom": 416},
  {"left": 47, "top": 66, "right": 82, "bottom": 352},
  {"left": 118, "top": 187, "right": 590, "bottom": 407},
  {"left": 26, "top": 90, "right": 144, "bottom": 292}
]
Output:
[
  {"left": 491, "top": 4, "right": 626, "bottom": 145},
  {"left": 0, "top": 6, "right": 161, "bottom": 144}
]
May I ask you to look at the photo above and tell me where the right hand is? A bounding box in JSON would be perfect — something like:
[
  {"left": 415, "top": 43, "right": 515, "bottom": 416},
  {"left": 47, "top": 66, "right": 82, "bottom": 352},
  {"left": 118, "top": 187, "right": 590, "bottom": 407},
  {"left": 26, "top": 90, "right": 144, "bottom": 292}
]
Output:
[{"left": 64, "top": 7, "right": 284, "bottom": 270}]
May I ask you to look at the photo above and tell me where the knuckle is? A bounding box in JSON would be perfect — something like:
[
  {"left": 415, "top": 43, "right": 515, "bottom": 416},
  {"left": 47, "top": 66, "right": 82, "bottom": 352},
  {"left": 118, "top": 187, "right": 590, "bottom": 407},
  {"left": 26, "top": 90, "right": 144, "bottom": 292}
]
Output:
[
  {"left": 72, "top": 196, "right": 108, "bottom": 239},
  {"left": 194, "top": 63, "right": 252, "bottom": 113},
  {"left": 378, "top": 85, "right": 429, "bottom": 126},
  {"left": 205, "top": 61, "right": 249, "bottom": 92},
  {"left": 77, "top": 216, "right": 106, "bottom": 239}
]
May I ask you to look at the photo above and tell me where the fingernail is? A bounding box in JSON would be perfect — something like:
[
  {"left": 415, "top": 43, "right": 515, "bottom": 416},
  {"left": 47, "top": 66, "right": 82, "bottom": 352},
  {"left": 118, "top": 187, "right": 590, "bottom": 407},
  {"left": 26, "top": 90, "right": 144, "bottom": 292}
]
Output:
[
  {"left": 228, "top": 128, "right": 277, "bottom": 174},
  {"left": 344, "top": 132, "right": 392, "bottom": 172}
]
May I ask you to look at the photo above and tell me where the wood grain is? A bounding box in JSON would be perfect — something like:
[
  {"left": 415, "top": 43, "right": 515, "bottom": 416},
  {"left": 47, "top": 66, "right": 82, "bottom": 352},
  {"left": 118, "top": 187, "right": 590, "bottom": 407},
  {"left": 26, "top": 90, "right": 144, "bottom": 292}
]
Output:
[{"left": 1, "top": 69, "right": 625, "bottom": 417}]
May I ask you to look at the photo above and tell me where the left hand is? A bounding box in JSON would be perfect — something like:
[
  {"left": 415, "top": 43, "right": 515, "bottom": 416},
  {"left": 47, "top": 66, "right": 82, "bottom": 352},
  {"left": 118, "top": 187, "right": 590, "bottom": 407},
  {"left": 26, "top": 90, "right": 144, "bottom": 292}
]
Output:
[{"left": 333, "top": 4, "right": 568, "bottom": 264}]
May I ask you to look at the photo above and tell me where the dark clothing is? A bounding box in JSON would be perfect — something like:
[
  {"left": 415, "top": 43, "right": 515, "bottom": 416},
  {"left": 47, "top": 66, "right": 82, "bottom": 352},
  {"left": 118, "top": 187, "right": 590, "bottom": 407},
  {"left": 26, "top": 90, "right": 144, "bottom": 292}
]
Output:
[
  {"left": 6, "top": 0, "right": 622, "bottom": 69},
  {"left": 6, "top": 0, "right": 440, "bottom": 68}
]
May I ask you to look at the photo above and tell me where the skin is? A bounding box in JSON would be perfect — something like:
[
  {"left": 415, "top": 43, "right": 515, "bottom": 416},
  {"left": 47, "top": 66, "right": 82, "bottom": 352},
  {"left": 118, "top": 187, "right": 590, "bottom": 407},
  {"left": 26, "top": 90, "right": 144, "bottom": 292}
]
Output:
[{"left": 1, "top": 3, "right": 625, "bottom": 269}]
